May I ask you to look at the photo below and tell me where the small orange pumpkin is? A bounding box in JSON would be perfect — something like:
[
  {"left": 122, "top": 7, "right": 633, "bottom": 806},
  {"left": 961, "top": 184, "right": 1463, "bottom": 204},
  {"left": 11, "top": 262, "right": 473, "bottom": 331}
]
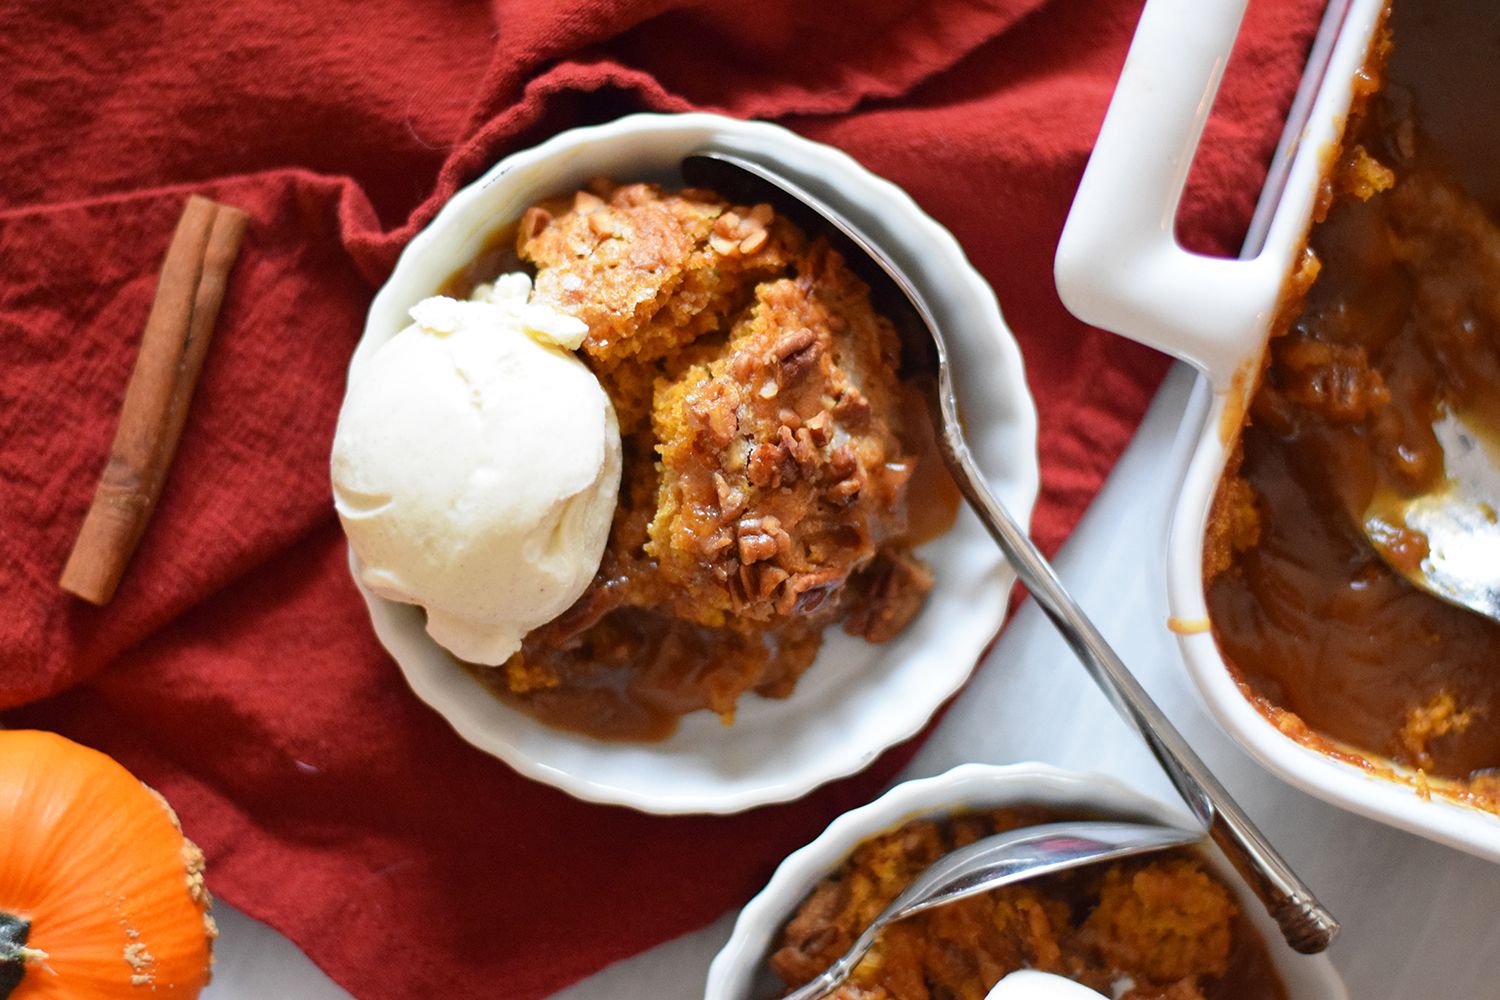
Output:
[{"left": 0, "top": 730, "right": 215, "bottom": 998}]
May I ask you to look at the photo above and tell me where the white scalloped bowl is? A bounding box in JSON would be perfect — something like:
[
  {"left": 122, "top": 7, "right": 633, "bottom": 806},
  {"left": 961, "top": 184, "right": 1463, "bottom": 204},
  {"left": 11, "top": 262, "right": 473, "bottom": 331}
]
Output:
[
  {"left": 1057, "top": 0, "right": 1500, "bottom": 861},
  {"left": 706, "top": 763, "right": 1347, "bottom": 999},
  {"left": 340, "top": 113, "right": 1039, "bottom": 814}
]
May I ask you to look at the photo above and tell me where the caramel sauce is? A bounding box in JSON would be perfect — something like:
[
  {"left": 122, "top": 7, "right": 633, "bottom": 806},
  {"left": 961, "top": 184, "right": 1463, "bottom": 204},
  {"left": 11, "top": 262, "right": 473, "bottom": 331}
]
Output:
[
  {"left": 474, "top": 607, "right": 806, "bottom": 742},
  {"left": 1206, "top": 2, "right": 1500, "bottom": 799},
  {"left": 896, "top": 376, "right": 964, "bottom": 545},
  {"left": 435, "top": 222, "right": 521, "bottom": 300}
]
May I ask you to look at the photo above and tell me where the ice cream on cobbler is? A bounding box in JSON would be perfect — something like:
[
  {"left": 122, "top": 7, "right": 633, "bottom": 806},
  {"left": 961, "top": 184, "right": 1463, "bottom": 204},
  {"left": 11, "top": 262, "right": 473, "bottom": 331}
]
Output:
[
  {"left": 348, "top": 178, "right": 957, "bottom": 741},
  {"left": 331, "top": 275, "right": 621, "bottom": 668}
]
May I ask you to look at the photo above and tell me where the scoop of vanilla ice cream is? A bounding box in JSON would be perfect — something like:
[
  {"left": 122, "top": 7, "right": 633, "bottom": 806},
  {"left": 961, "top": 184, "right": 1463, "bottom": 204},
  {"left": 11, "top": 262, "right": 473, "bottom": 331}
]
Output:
[
  {"left": 331, "top": 273, "right": 620, "bottom": 665},
  {"left": 985, "top": 971, "right": 1107, "bottom": 1000}
]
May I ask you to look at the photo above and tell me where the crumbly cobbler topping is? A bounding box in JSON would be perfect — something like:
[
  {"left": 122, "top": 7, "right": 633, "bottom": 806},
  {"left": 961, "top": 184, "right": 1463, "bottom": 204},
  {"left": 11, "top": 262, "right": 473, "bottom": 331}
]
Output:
[
  {"left": 772, "top": 810, "right": 1284, "bottom": 1000},
  {"left": 471, "top": 180, "right": 944, "bottom": 740}
]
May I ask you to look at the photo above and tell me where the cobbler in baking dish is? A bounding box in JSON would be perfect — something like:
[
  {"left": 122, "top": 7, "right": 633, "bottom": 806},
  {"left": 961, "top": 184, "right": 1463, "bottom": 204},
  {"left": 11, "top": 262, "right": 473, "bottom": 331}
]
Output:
[{"left": 1207, "top": 6, "right": 1500, "bottom": 809}]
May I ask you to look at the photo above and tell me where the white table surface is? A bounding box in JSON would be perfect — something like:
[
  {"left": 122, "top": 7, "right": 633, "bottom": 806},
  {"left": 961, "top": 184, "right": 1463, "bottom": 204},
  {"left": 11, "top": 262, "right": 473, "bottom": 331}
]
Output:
[{"left": 202, "top": 364, "right": 1500, "bottom": 999}]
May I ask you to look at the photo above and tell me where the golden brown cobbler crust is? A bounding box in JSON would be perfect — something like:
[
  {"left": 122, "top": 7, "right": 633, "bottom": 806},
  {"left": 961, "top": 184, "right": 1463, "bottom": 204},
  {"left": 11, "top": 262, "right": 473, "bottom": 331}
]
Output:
[
  {"left": 771, "top": 810, "right": 1286, "bottom": 1000},
  {"left": 483, "top": 180, "right": 939, "bottom": 740}
]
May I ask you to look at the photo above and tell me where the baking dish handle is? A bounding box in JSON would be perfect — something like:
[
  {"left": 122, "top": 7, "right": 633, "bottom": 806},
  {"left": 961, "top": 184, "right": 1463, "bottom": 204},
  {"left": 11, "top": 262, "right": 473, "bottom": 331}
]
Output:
[{"left": 1054, "top": 0, "right": 1281, "bottom": 392}]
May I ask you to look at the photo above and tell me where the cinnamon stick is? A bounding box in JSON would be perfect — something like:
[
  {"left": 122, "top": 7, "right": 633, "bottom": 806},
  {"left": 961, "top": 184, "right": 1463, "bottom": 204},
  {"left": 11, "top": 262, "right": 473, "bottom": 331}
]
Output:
[{"left": 59, "top": 195, "right": 249, "bottom": 605}]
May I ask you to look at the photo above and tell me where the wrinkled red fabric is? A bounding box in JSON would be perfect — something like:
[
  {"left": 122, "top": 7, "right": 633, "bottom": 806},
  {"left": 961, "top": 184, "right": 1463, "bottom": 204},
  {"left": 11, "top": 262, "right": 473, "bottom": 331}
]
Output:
[{"left": 0, "top": 1, "right": 1322, "bottom": 997}]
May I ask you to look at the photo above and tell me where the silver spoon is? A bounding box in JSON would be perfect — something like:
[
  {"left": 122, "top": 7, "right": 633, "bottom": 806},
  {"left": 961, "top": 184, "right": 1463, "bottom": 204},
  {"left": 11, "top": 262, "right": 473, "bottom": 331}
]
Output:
[
  {"left": 682, "top": 151, "right": 1338, "bottom": 955},
  {"left": 1363, "top": 409, "right": 1500, "bottom": 621},
  {"left": 781, "top": 820, "right": 1199, "bottom": 1000}
]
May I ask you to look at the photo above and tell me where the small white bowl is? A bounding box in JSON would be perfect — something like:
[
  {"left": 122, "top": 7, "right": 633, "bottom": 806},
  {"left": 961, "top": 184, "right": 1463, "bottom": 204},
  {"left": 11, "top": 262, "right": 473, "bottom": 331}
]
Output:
[
  {"left": 705, "top": 763, "right": 1347, "bottom": 1000},
  {"left": 342, "top": 113, "right": 1039, "bottom": 814},
  {"left": 1056, "top": 0, "right": 1500, "bottom": 861}
]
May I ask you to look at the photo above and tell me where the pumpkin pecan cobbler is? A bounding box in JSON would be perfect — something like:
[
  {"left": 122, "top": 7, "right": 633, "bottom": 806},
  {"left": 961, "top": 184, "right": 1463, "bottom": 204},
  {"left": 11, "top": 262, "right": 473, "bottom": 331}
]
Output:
[
  {"left": 1205, "top": 6, "right": 1500, "bottom": 810},
  {"left": 772, "top": 809, "right": 1287, "bottom": 1000},
  {"left": 458, "top": 180, "right": 952, "bottom": 740}
]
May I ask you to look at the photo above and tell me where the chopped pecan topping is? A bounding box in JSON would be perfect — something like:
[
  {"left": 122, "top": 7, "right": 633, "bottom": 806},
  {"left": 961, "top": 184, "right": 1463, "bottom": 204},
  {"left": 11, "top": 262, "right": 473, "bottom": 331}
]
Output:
[
  {"left": 711, "top": 208, "right": 773, "bottom": 260},
  {"left": 756, "top": 565, "right": 790, "bottom": 599},
  {"left": 713, "top": 472, "right": 747, "bottom": 519},
  {"left": 781, "top": 568, "right": 845, "bottom": 616},
  {"left": 844, "top": 550, "right": 935, "bottom": 642},
  {"left": 517, "top": 206, "right": 552, "bottom": 246},
  {"left": 696, "top": 527, "right": 734, "bottom": 560},
  {"left": 748, "top": 442, "right": 783, "bottom": 488},
  {"left": 830, "top": 476, "right": 862, "bottom": 503},
  {"left": 780, "top": 347, "right": 821, "bottom": 384},
  {"left": 736, "top": 515, "right": 792, "bottom": 565},
  {"left": 772, "top": 326, "right": 817, "bottom": 362},
  {"left": 587, "top": 209, "right": 622, "bottom": 237},
  {"left": 768, "top": 326, "right": 823, "bottom": 386},
  {"left": 637, "top": 236, "right": 924, "bottom": 649},
  {"left": 834, "top": 387, "right": 872, "bottom": 424},
  {"left": 738, "top": 531, "right": 779, "bottom": 565},
  {"left": 572, "top": 190, "right": 606, "bottom": 214},
  {"left": 713, "top": 211, "right": 742, "bottom": 236},
  {"left": 803, "top": 410, "right": 832, "bottom": 444},
  {"left": 686, "top": 382, "right": 741, "bottom": 446},
  {"left": 828, "top": 445, "right": 862, "bottom": 502},
  {"left": 727, "top": 565, "right": 751, "bottom": 605},
  {"left": 776, "top": 424, "right": 818, "bottom": 475},
  {"left": 731, "top": 351, "right": 757, "bottom": 383},
  {"left": 829, "top": 446, "right": 858, "bottom": 479}
]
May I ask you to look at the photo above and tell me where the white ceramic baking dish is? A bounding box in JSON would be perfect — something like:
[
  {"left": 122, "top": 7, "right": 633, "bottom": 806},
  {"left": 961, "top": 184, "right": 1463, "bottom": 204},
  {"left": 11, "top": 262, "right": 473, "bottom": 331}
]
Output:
[
  {"left": 1055, "top": 0, "right": 1500, "bottom": 862},
  {"left": 705, "top": 763, "right": 1346, "bottom": 999}
]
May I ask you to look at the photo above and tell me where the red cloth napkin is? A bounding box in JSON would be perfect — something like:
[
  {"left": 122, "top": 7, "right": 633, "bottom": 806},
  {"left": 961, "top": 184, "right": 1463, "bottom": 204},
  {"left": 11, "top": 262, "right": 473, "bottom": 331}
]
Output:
[{"left": 0, "top": 1, "right": 1322, "bottom": 997}]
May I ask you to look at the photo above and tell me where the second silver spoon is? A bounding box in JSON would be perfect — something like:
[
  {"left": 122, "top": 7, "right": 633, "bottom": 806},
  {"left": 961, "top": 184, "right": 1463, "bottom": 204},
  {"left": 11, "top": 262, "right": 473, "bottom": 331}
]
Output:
[{"left": 682, "top": 151, "right": 1338, "bottom": 956}]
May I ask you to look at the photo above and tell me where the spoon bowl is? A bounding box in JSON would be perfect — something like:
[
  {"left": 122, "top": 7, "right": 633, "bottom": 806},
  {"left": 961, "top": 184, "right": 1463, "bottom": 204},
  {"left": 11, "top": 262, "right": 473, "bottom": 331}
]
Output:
[
  {"left": 682, "top": 151, "right": 1337, "bottom": 953},
  {"left": 1363, "top": 408, "right": 1500, "bottom": 622}
]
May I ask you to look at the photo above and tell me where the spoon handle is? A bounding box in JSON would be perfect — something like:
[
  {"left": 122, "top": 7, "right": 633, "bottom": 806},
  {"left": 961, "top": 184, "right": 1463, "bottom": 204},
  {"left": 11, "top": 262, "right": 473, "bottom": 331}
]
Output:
[{"left": 941, "top": 429, "right": 1339, "bottom": 954}]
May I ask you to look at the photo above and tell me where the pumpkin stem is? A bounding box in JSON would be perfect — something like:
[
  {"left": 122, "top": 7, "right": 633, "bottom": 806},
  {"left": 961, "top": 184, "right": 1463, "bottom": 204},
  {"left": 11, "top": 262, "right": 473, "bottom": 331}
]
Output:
[{"left": 0, "top": 912, "right": 33, "bottom": 999}]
